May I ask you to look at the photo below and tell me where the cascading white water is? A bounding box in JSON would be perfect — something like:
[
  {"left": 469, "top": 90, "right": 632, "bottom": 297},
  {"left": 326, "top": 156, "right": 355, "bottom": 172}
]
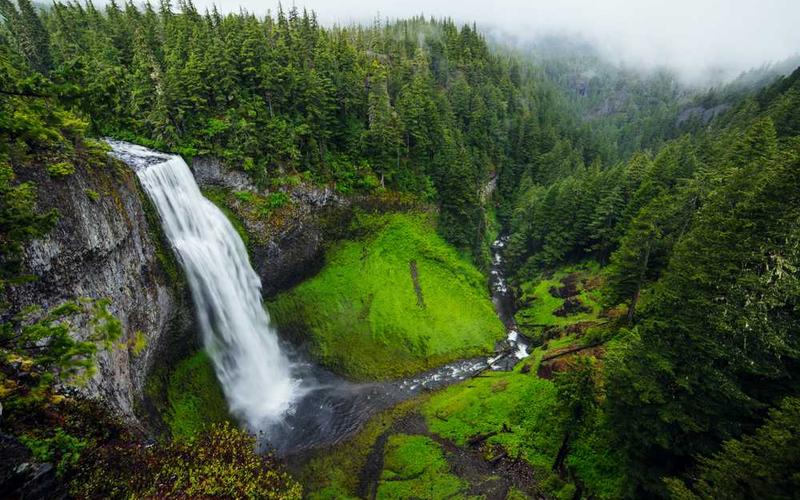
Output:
[{"left": 108, "top": 141, "right": 297, "bottom": 429}]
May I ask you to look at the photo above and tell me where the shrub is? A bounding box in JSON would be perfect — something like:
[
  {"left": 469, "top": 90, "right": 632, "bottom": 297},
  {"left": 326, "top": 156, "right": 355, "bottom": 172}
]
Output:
[
  {"left": 20, "top": 427, "right": 88, "bottom": 477},
  {"left": 266, "top": 191, "right": 289, "bottom": 209},
  {"left": 0, "top": 298, "right": 121, "bottom": 411},
  {"left": 130, "top": 330, "right": 147, "bottom": 356},
  {"left": 72, "top": 422, "right": 303, "bottom": 499},
  {"left": 84, "top": 188, "right": 100, "bottom": 201},
  {"left": 47, "top": 161, "right": 76, "bottom": 177}
]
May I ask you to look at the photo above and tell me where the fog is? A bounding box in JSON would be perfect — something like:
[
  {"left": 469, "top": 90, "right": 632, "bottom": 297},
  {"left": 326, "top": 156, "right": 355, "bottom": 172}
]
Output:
[{"left": 116, "top": 0, "right": 800, "bottom": 84}]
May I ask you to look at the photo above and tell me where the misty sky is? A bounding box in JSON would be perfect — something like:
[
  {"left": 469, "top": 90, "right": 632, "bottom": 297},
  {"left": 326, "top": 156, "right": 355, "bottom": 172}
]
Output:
[{"left": 131, "top": 0, "right": 800, "bottom": 82}]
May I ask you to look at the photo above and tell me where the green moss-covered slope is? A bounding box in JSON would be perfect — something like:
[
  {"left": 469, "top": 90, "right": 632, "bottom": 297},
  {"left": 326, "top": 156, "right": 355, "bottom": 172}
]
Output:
[
  {"left": 164, "top": 351, "right": 231, "bottom": 440},
  {"left": 377, "top": 434, "right": 468, "bottom": 499},
  {"left": 421, "top": 364, "right": 559, "bottom": 469},
  {"left": 268, "top": 212, "right": 504, "bottom": 380},
  {"left": 514, "top": 262, "right": 606, "bottom": 344},
  {"left": 301, "top": 261, "right": 625, "bottom": 499}
]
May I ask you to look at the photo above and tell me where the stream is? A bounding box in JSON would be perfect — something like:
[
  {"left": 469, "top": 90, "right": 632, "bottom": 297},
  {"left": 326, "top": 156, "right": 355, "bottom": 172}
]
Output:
[
  {"left": 264, "top": 237, "right": 530, "bottom": 454},
  {"left": 109, "top": 140, "right": 528, "bottom": 455}
]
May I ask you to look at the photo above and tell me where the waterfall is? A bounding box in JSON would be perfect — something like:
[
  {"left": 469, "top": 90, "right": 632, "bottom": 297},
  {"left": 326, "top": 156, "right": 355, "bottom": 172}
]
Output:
[{"left": 108, "top": 141, "right": 297, "bottom": 430}]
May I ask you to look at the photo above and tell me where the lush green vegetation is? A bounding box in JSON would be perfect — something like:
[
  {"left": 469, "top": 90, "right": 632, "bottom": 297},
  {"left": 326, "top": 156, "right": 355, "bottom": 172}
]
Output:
[
  {"left": 0, "top": 0, "right": 601, "bottom": 260},
  {"left": 269, "top": 212, "right": 505, "bottom": 379},
  {"left": 301, "top": 397, "right": 427, "bottom": 498},
  {"left": 419, "top": 341, "right": 623, "bottom": 498},
  {"left": 0, "top": 99, "right": 300, "bottom": 500},
  {"left": 0, "top": 31, "right": 124, "bottom": 428},
  {"left": 301, "top": 256, "right": 621, "bottom": 498},
  {"left": 514, "top": 262, "right": 605, "bottom": 334},
  {"left": 72, "top": 422, "right": 302, "bottom": 498},
  {"left": 423, "top": 363, "right": 559, "bottom": 467},
  {"left": 666, "top": 396, "right": 800, "bottom": 499},
  {"left": 203, "top": 188, "right": 295, "bottom": 248},
  {"left": 301, "top": 66, "right": 800, "bottom": 499},
  {"left": 304, "top": 339, "right": 622, "bottom": 498},
  {"left": 18, "top": 426, "right": 89, "bottom": 477},
  {"left": 3, "top": 0, "right": 800, "bottom": 497},
  {"left": 0, "top": 9, "right": 300, "bottom": 495},
  {"left": 164, "top": 350, "right": 231, "bottom": 440},
  {"left": 500, "top": 66, "right": 800, "bottom": 496},
  {"left": 377, "top": 434, "right": 468, "bottom": 499}
]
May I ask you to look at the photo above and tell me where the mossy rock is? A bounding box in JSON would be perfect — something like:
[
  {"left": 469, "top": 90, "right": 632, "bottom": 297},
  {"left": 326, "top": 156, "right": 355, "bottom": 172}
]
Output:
[
  {"left": 268, "top": 212, "right": 505, "bottom": 380},
  {"left": 377, "top": 434, "right": 467, "bottom": 499}
]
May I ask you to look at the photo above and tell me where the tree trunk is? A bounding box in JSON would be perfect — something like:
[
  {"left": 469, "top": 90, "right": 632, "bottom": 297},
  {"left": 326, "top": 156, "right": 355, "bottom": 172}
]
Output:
[
  {"left": 627, "top": 288, "right": 640, "bottom": 325},
  {"left": 628, "top": 241, "right": 651, "bottom": 325},
  {"left": 552, "top": 431, "right": 571, "bottom": 476}
]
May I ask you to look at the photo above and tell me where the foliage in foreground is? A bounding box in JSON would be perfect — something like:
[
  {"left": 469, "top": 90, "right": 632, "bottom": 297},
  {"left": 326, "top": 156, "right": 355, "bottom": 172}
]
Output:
[
  {"left": 72, "top": 421, "right": 302, "bottom": 499},
  {"left": 666, "top": 396, "right": 800, "bottom": 499}
]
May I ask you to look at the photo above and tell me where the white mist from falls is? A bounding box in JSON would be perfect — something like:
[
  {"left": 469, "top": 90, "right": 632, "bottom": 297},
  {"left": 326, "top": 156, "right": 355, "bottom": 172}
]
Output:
[{"left": 108, "top": 141, "right": 297, "bottom": 430}]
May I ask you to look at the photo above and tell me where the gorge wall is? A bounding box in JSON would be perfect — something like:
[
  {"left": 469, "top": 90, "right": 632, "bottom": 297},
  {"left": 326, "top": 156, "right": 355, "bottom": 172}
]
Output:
[
  {"left": 3, "top": 155, "right": 194, "bottom": 423},
  {"left": 192, "top": 157, "right": 352, "bottom": 297}
]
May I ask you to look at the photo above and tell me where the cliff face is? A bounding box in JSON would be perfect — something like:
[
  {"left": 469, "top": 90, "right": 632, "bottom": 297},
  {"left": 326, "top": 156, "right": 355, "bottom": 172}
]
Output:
[
  {"left": 4, "top": 156, "right": 193, "bottom": 422},
  {"left": 191, "top": 157, "right": 419, "bottom": 298},
  {"left": 3, "top": 151, "right": 344, "bottom": 424},
  {"left": 191, "top": 157, "right": 350, "bottom": 297}
]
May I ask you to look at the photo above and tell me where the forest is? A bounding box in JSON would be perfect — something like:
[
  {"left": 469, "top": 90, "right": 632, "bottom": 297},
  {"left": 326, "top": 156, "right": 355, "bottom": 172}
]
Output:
[{"left": 1, "top": 0, "right": 799, "bottom": 498}]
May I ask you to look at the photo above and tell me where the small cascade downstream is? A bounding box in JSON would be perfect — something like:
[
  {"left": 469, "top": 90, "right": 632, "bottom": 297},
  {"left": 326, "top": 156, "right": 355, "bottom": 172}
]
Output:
[
  {"left": 110, "top": 141, "right": 528, "bottom": 454},
  {"left": 490, "top": 236, "right": 530, "bottom": 364}
]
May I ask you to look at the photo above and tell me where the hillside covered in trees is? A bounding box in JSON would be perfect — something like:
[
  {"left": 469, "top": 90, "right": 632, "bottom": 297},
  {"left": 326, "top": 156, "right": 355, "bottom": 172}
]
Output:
[
  {"left": 1, "top": 0, "right": 799, "bottom": 498},
  {"left": 2, "top": 0, "right": 602, "bottom": 260}
]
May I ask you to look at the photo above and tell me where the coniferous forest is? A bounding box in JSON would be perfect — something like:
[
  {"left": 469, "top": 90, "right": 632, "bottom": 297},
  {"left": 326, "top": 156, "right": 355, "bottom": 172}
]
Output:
[{"left": 1, "top": 1, "right": 799, "bottom": 498}]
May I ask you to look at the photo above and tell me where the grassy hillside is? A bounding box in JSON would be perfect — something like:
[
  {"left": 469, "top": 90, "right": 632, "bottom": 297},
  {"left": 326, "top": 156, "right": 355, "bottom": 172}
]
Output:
[
  {"left": 377, "top": 434, "right": 467, "bottom": 499},
  {"left": 300, "top": 261, "right": 625, "bottom": 499},
  {"left": 268, "top": 212, "right": 505, "bottom": 380}
]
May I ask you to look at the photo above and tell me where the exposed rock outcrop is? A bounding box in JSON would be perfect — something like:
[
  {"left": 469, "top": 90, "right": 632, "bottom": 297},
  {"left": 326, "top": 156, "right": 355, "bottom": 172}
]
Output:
[
  {"left": 191, "top": 158, "right": 421, "bottom": 297},
  {"left": 4, "top": 156, "right": 193, "bottom": 423},
  {"left": 0, "top": 433, "right": 66, "bottom": 499},
  {"left": 676, "top": 103, "right": 731, "bottom": 126},
  {"left": 191, "top": 157, "right": 257, "bottom": 192},
  {"left": 191, "top": 157, "right": 350, "bottom": 296}
]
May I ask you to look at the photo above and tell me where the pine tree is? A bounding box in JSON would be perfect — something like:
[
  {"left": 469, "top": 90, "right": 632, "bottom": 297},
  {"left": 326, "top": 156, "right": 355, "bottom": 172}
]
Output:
[
  {"left": 363, "top": 62, "right": 401, "bottom": 187},
  {"left": 666, "top": 397, "right": 800, "bottom": 500},
  {"left": 14, "top": 0, "right": 51, "bottom": 73},
  {"left": 1, "top": 0, "right": 48, "bottom": 74},
  {"left": 553, "top": 357, "right": 598, "bottom": 475},
  {"left": 606, "top": 118, "right": 800, "bottom": 495}
]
